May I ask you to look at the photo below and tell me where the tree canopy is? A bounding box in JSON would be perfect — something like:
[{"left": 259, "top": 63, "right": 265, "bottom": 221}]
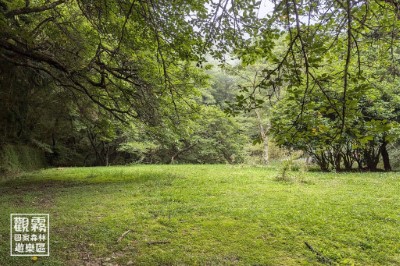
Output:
[{"left": 1, "top": 0, "right": 400, "bottom": 170}]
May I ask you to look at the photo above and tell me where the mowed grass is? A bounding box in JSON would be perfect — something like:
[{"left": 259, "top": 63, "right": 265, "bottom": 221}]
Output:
[{"left": 0, "top": 164, "right": 399, "bottom": 265}]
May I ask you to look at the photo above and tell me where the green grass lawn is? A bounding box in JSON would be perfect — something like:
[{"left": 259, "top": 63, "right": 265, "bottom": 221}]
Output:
[{"left": 0, "top": 164, "right": 399, "bottom": 265}]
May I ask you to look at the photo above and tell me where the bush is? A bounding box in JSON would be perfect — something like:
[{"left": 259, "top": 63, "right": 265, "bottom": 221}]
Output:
[
  {"left": 275, "top": 158, "right": 296, "bottom": 182},
  {"left": 275, "top": 158, "right": 313, "bottom": 184}
]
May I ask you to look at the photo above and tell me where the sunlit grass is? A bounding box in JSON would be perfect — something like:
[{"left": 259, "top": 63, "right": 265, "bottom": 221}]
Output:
[{"left": 0, "top": 164, "right": 399, "bottom": 265}]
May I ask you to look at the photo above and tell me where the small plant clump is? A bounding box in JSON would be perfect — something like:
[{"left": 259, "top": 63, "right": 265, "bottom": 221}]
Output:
[{"left": 275, "top": 158, "right": 313, "bottom": 184}]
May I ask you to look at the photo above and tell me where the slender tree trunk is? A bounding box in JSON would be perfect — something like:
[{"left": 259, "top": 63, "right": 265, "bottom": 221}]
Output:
[
  {"left": 87, "top": 130, "right": 101, "bottom": 165},
  {"left": 105, "top": 144, "right": 109, "bottom": 166},
  {"left": 335, "top": 153, "right": 341, "bottom": 171},
  {"left": 262, "top": 139, "right": 269, "bottom": 164},
  {"left": 255, "top": 109, "right": 269, "bottom": 164},
  {"left": 354, "top": 149, "right": 363, "bottom": 170},
  {"left": 170, "top": 154, "right": 176, "bottom": 164}
]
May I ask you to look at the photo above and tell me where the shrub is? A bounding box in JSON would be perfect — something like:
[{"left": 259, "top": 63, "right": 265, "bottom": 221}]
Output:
[{"left": 0, "top": 144, "right": 46, "bottom": 175}]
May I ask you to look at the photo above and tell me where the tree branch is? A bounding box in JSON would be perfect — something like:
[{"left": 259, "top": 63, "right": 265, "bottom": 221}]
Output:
[{"left": 5, "top": 0, "right": 67, "bottom": 17}]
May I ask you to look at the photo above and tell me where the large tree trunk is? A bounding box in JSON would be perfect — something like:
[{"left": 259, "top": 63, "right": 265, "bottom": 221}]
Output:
[
  {"left": 255, "top": 109, "right": 269, "bottom": 164},
  {"left": 380, "top": 140, "right": 391, "bottom": 171}
]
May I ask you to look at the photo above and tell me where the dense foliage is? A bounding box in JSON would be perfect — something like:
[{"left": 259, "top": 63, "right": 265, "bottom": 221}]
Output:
[
  {"left": 0, "top": 0, "right": 260, "bottom": 168},
  {"left": 1, "top": 0, "right": 400, "bottom": 171},
  {"left": 228, "top": 0, "right": 400, "bottom": 171}
]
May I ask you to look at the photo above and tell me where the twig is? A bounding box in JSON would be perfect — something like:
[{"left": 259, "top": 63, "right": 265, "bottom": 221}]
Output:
[{"left": 117, "top": 230, "right": 131, "bottom": 242}]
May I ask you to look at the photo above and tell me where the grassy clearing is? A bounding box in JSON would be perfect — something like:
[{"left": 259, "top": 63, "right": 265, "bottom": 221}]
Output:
[{"left": 0, "top": 164, "right": 399, "bottom": 265}]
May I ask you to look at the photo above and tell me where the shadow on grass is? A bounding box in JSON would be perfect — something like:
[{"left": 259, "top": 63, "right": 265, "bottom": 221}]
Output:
[
  {"left": 306, "top": 168, "right": 398, "bottom": 173},
  {"left": 0, "top": 171, "right": 181, "bottom": 195}
]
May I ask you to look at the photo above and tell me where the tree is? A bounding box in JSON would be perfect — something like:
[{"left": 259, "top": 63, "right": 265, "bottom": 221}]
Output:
[
  {"left": 0, "top": 0, "right": 265, "bottom": 167},
  {"left": 0, "top": 0, "right": 264, "bottom": 120},
  {"left": 269, "top": 39, "right": 400, "bottom": 171},
  {"left": 230, "top": 0, "right": 400, "bottom": 170},
  {"left": 224, "top": 62, "right": 276, "bottom": 164}
]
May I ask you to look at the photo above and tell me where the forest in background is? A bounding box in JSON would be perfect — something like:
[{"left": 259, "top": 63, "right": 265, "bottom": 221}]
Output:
[{"left": 1, "top": 0, "right": 400, "bottom": 173}]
